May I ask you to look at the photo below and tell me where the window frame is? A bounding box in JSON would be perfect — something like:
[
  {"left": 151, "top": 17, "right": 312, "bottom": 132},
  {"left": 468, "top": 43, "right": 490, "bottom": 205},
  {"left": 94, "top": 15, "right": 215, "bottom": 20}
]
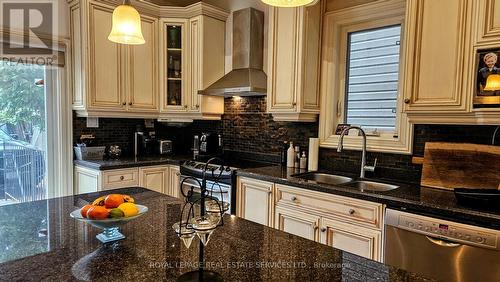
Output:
[{"left": 319, "top": 0, "right": 412, "bottom": 154}]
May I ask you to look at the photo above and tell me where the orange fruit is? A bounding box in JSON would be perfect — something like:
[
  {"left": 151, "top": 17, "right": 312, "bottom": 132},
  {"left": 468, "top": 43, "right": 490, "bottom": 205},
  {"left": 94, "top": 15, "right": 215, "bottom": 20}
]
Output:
[
  {"left": 104, "top": 194, "right": 125, "bottom": 209},
  {"left": 80, "top": 204, "right": 93, "bottom": 218},
  {"left": 87, "top": 206, "right": 109, "bottom": 220}
]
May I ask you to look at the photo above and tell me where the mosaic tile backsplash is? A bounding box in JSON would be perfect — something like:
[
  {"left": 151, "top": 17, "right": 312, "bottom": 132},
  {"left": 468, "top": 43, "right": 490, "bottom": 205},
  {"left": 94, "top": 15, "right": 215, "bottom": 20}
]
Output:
[{"left": 73, "top": 96, "right": 498, "bottom": 184}]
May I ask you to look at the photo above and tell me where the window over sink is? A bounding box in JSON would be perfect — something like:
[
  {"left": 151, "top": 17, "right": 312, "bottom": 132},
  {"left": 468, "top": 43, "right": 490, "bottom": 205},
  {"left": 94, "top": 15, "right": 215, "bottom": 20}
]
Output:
[{"left": 319, "top": 0, "right": 412, "bottom": 154}]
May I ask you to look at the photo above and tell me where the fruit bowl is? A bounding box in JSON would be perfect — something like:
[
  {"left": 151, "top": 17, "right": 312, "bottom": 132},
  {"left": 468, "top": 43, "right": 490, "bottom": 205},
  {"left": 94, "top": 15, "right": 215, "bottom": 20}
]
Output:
[{"left": 70, "top": 205, "right": 148, "bottom": 243}]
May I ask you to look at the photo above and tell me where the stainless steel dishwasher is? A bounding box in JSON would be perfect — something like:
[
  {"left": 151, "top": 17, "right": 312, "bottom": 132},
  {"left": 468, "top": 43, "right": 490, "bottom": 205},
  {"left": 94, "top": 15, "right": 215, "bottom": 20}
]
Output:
[{"left": 385, "top": 209, "right": 500, "bottom": 282}]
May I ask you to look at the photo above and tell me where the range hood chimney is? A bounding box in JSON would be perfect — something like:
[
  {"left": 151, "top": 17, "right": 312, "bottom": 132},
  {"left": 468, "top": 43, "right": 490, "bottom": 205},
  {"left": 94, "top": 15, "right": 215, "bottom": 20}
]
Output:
[{"left": 198, "top": 8, "right": 267, "bottom": 97}]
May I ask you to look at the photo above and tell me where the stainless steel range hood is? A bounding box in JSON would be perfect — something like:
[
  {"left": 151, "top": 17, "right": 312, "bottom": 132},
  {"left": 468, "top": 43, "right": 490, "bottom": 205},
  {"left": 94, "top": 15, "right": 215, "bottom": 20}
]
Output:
[{"left": 198, "top": 8, "right": 267, "bottom": 97}]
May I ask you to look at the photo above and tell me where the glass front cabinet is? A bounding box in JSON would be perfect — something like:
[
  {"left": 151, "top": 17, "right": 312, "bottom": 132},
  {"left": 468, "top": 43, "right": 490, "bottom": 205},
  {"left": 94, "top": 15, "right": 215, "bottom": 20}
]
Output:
[{"left": 161, "top": 19, "right": 188, "bottom": 112}]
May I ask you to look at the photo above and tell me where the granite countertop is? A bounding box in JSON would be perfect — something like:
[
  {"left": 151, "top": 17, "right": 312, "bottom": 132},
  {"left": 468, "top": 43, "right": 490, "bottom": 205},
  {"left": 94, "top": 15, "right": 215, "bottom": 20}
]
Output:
[
  {"left": 236, "top": 166, "right": 500, "bottom": 230},
  {"left": 0, "top": 188, "right": 432, "bottom": 281},
  {"left": 74, "top": 155, "right": 191, "bottom": 170}
]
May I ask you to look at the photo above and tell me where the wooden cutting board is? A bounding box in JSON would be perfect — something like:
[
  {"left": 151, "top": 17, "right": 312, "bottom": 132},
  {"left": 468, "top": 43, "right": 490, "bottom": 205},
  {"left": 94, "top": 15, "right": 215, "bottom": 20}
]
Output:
[{"left": 421, "top": 142, "right": 500, "bottom": 190}]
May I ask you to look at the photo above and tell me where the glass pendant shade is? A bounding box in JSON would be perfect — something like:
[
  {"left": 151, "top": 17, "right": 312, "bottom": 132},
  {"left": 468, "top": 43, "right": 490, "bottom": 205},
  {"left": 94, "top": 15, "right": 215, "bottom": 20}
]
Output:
[
  {"left": 108, "top": 3, "right": 145, "bottom": 45},
  {"left": 261, "top": 0, "right": 318, "bottom": 7},
  {"left": 484, "top": 74, "right": 500, "bottom": 91}
]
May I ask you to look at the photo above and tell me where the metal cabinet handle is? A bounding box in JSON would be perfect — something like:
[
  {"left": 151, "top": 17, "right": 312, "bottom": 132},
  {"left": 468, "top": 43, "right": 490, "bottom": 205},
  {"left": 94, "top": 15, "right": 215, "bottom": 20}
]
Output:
[
  {"left": 292, "top": 102, "right": 297, "bottom": 106},
  {"left": 122, "top": 102, "right": 126, "bottom": 105},
  {"left": 120, "top": 176, "right": 124, "bottom": 181},
  {"left": 175, "top": 172, "right": 180, "bottom": 176},
  {"left": 404, "top": 98, "right": 410, "bottom": 104},
  {"left": 348, "top": 209, "right": 355, "bottom": 215},
  {"left": 184, "top": 105, "right": 188, "bottom": 109},
  {"left": 195, "top": 104, "right": 199, "bottom": 109},
  {"left": 129, "top": 102, "right": 133, "bottom": 106},
  {"left": 320, "top": 227, "right": 327, "bottom": 232},
  {"left": 291, "top": 196, "right": 298, "bottom": 202}
]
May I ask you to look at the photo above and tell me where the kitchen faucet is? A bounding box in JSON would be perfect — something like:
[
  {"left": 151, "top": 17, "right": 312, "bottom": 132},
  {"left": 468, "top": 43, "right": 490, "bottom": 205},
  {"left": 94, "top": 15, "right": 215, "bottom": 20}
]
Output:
[{"left": 337, "top": 126, "right": 377, "bottom": 178}]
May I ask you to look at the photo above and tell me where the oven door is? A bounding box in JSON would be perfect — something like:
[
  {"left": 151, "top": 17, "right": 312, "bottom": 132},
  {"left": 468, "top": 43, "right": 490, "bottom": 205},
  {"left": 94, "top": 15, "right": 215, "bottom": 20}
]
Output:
[{"left": 180, "top": 175, "right": 231, "bottom": 213}]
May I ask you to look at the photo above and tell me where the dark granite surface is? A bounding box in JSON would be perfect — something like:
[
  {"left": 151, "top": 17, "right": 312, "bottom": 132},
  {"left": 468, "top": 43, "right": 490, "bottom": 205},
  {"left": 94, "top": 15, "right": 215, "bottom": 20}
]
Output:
[
  {"left": 0, "top": 188, "right": 432, "bottom": 281},
  {"left": 236, "top": 166, "right": 500, "bottom": 230},
  {"left": 74, "top": 155, "right": 191, "bottom": 170}
]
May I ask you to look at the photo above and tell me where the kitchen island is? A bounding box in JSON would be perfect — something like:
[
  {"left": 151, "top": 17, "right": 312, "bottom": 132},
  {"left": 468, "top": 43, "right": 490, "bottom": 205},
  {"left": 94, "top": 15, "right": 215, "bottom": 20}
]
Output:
[{"left": 0, "top": 188, "right": 432, "bottom": 281}]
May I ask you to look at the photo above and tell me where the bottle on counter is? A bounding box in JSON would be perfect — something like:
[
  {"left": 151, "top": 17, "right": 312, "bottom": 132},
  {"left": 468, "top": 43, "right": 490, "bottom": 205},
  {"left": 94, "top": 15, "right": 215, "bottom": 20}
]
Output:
[
  {"left": 300, "top": 151, "right": 307, "bottom": 170},
  {"left": 294, "top": 146, "right": 300, "bottom": 168},
  {"left": 280, "top": 141, "right": 288, "bottom": 166},
  {"left": 287, "top": 142, "right": 295, "bottom": 168}
]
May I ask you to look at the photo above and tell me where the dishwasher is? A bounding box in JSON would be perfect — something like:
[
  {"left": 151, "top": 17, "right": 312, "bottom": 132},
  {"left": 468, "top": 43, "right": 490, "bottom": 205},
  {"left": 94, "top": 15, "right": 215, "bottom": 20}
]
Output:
[{"left": 385, "top": 209, "right": 500, "bottom": 282}]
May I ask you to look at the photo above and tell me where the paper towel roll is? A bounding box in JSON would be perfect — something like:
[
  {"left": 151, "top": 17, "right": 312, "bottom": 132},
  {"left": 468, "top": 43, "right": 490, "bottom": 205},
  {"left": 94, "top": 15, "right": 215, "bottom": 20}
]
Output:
[{"left": 308, "top": 138, "right": 319, "bottom": 171}]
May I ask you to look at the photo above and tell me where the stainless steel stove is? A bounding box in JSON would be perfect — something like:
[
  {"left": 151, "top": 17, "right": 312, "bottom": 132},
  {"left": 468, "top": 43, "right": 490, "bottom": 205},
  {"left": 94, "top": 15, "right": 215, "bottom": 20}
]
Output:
[{"left": 180, "top": 159, "right": 270, "bottom": 215}]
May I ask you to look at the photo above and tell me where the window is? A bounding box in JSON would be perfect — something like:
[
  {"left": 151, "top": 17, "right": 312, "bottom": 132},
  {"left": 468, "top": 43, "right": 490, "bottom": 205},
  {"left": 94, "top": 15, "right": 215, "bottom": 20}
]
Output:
[
  {"left": 319, "top": 0, "right": 411, "bottom": 154},
  {"left": 345, "top": 25, "right": 402, "bottom": 133}
]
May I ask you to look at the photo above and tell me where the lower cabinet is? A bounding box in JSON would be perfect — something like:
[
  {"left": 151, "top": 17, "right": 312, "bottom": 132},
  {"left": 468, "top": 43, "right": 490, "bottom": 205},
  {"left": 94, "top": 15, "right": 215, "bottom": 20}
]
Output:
[
  {"left": 74, "top": 164, "right": 181, "bottom": 198},
  {"left": 236, "top": 177, "right": 274, "bottom": 227},
  {"left": 320, "top": 217, "right": 382, "bottom": 261},
  {"left": 275, "top": 205, "right": 320, "bottom": 241},
  {"left": 236, "top": 176, "right": 384, "bottom": 262},
  {"left": 139, "top": 166, "right": 169, "bottom": 194}
]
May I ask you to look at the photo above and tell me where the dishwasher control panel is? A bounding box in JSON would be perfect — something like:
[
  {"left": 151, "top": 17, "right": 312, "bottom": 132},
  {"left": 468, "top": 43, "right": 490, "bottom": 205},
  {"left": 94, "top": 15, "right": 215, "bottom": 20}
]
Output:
[{"left": 386, "top": 209, "right": 499, "bottom": 249}]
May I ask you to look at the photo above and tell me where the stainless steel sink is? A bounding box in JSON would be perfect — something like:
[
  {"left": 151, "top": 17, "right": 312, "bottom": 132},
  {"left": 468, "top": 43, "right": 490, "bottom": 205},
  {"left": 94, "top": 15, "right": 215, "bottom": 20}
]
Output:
[
  {"left": 294, "top": 172, "right": 352, "bottom": 185},
  {"left": 346, "top": 180, "right": 399, "bottom": 192}
]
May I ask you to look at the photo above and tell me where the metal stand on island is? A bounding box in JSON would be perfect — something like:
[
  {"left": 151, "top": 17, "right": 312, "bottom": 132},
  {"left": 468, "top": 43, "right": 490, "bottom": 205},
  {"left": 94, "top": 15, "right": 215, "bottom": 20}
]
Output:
[{"left": 172, "top": 157, "right": 230, "bottom": 282}]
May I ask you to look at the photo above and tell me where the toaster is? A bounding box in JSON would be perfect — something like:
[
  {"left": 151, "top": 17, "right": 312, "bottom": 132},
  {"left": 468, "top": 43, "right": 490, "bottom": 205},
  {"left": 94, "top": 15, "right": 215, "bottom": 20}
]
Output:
[{"left": 159, "top": 140, "right": 173, "bottom": 155}]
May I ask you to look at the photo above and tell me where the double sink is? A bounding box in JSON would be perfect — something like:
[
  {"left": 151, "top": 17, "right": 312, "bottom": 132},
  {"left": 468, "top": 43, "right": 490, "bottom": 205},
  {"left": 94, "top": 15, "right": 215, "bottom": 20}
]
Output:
[{"left": 293, "top": 172, "right": 399, "bottom": 192}]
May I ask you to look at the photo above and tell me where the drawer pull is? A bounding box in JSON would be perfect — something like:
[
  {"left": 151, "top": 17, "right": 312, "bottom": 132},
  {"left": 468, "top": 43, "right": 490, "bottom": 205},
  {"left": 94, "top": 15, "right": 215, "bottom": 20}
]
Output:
[
  {"left": 349, "top": 209, "right": 355, "bottom": 215},
  {"left": 120, "top": 176, "right": 124, "bottom": 181},
  {"left": 320, "top": 227, "right": 327, "bottom": 232},
  {"left": 291, "top": 196, "right": 298, "bottom": 202},
  {"left": 176, "top": 172, "right": 181, "bottom": 176}
]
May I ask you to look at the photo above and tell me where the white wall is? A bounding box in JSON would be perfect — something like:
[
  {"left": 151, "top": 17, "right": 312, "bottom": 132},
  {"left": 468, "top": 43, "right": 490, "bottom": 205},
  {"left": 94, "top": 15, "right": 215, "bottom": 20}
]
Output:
[{"left": 205, "top": 0, "right": 269, "bottom": 74}]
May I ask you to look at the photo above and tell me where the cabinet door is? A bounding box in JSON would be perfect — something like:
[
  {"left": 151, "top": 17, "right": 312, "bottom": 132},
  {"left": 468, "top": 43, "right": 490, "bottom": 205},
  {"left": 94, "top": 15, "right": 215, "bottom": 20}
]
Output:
[
  {"left": 160, "top": 19, "right": 188, "bottom": 112},
  {"left": 168, "top": 165, "right": 180, "bottom": 198},
  {"left": 236, "top": 177, "right": 274, "bottom": 226},
  {"left": 320, "top": 217, "right": 382, "bottom": 262},
  {"left": 128, "top": 16, "right": 159, "bottom": 112},
  {"left": 475, "top": 0, "right": 500, "bottom": 44},
  {"left": 275, "top": 205, "right": 320, "bottom": 241},
  {"left": 88, "top": 2, "right": 125, "bottom": 110},
  {"left": 403, "top": 0, "right": 470, "bottom": 112},
  {"left": 139, "top": 166, "right": 169, "bottom": 194},
  {"left": 268, "top": 7, "right": 298, "bottom": 111},
  {"left": 74, "top": 166, "right": 100, "bottom": 194}
]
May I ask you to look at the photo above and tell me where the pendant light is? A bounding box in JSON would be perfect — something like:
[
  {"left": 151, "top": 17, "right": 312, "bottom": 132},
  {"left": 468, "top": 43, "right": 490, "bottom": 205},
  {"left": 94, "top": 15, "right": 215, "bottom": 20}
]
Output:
[
  {"left": 261, "top": 0, "right": 318, "bottom": 8},
  {"left": 484, "top": 74, "right": 500, "bottom": 91},
  {"left": 108, "top": 0, "right": 145, "bottom": 45}
]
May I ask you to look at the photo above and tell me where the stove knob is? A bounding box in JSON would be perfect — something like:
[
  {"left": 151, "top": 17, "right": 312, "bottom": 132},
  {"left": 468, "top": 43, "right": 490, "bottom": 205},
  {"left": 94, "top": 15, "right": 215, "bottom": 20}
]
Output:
[
  {"left": 476, "top": 237, "right": 485, "bottom": 244},
  {"left": 225, "top": 166, "right": 231, "bottom": 172}
]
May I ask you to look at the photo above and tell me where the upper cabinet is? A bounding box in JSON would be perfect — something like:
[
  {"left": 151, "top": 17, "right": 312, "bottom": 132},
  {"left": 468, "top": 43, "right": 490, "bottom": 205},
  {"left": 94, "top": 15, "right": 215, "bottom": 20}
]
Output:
[
  {"left": 267, "top": 0, "right": 325, "bottom": 122},
  {"left": 474, "top": 0, "right": 500, "bottom": 45},
  {"left": 402, "top": 0, "right": 500, "bottom": 124},
  {"left": 402, "top": 0, "right": 471, "bottom": 113},
  {"left": 158, "top": 15, "right": 226, "bottom": 122},
  {"left": 69, "top": 0, "right": 228, "bottom": 120}
]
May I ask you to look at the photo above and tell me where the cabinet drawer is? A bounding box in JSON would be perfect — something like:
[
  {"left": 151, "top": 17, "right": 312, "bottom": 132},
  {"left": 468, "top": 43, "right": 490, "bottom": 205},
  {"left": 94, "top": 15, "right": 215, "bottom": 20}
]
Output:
[
  {"left": 102, "top": 168, "right": 139, "bottom": 189},
  {"left": 275, "top": 184, "right": 383, "bottom": 229}
]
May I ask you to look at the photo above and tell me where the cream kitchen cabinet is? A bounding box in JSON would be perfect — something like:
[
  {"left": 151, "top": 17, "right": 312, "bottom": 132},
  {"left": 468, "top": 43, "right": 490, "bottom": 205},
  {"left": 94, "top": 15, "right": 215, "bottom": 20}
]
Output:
[
  {"left": 168, "top": 165, "right": 181, "bottom": 198},
  {"left": 473, "top": 0, "right": 500, "bottom": 45},
  {"left": 236, "top": 177, "right": 275, "bottom": 227},
  {"left": 236, "top": 176, "right": 384, "bottom": 262},
  {"left": 158, "top": 15, "right": 226, "bottom": 122},
  {"left": 74, "top": 164, "right": 180, "bottom": 197},
  {"left": 402, "top": 0, "right": 472, "bottom": 113},
  {"left": 139, "top": 166, "right": 169, "bottom": 194},
  {"left": 320, "top": 217, "right": 382, "bottom": 262},
  {"left": 267, "top": 0, "right": 324, "bottom": 122},
  {"left": 275, "top": 205, "right": 320, "bottom": 241},
  {"left": 70, "top": 0, "right": 159, "bottom": 118}
]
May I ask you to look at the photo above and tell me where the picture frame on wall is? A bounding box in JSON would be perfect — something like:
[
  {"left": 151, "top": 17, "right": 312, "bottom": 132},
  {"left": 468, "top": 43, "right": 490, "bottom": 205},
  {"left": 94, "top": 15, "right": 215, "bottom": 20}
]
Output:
[{"left": 474, "top": 48, "right": 500, "bottom": 108}]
